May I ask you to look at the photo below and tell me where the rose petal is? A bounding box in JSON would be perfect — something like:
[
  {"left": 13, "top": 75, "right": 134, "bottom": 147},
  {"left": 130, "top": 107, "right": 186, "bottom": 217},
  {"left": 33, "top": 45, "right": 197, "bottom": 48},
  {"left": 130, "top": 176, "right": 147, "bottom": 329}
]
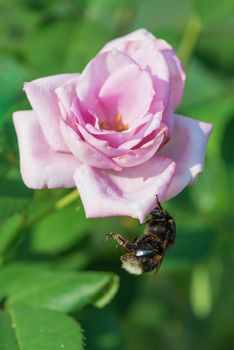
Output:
[
  {"left": 60, "top": 121, "right": 121, "bottom": 171},
  {"left": 120, "top": 112, "right": 162, "bottom": 149},
  {"left": 77, "top": 124, "right": 128, "bottom": 158},
  {"left": 159, "top": 115, "right": 213, "bottom": 199},
  {"left": 85, "top": 113, "right": 161, "bottom": 148},
  {"left": 13, "top": 111, "right": 80, "bottom": 189},
  {"left": 102, "top": 31, "right": 170, "bottom": 112},
  {"left": 76, "top": 50, "right": 137, "bottom": 114},
  {"left": 118, "top": 39, "right": 170, "bottom": 113},
  {"left": 98, "top": 64, "right": 154, "bottom": 123},
  {"left": 115, "top": 39, "right": 177, "bottom": 132},
  {"left": 114, "top": 130, "right": 165, "bottom": 167},
  {"left": 162, "top": 106, "right": 175, "bottom": 135},
  {"left": 24, "top": 73, "right": 78, "bottom": 152},
  {"left": 101, "top": 29, "right": 185, "bottom": 117},
  {"left": 74, "top": 156, "right": 176, "bottom": 223},
  {"left": 101, "top": 28, "right": 154, "bottom": 51},
  {"left": 55, "top": 76, "right": 79, "bottom": 120},
  {"left": 55, "top": 77, "right": 96, "bottom": 128},
  {"left": 157, "top": 39, "right": 185, "bottom": 109}
]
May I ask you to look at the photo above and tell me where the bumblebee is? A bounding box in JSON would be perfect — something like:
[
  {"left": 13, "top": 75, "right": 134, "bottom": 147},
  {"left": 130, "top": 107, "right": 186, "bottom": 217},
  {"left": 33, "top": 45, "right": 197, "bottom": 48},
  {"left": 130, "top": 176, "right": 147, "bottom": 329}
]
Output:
[{"left": 106, "top": 195, "right": 176, "bottom": 275}]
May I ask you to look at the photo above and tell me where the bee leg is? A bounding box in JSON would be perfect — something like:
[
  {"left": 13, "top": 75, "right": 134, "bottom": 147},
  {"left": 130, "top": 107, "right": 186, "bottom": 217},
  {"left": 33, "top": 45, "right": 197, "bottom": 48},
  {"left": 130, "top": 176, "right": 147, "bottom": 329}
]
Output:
[
  {"left": 155, "top": 194, "right": 163, "bottom": 210},
  {"left": 105, "top": 232, "right": 136, "bottom": 252}
]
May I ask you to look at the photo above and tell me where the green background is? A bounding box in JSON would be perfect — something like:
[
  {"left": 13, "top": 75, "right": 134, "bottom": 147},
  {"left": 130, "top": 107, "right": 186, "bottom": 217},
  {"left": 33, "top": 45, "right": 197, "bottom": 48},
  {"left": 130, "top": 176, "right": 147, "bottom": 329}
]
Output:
[{"left": 0, "top": 0, "right": 234, "bottom": 349}]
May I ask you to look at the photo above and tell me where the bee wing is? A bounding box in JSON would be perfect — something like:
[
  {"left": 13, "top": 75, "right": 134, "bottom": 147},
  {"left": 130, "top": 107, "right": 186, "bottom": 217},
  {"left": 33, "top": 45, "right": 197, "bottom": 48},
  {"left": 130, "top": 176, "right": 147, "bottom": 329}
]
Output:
[
  {"left": 149, "top": 255, "right": 164, "bottom": 282},
  {"left": 154, "top": 254, "right": 164, "bottom": 272},
  {"left": 149, "top": 240, "right": 169, "bottom": 281}
]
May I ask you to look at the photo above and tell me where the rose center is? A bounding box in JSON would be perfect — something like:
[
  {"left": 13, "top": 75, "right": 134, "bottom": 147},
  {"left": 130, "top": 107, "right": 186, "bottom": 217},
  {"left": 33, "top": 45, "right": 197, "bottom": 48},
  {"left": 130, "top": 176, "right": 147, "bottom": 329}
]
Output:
[{"left": 99, "top": 113, "right": 128, "bottom": 132}]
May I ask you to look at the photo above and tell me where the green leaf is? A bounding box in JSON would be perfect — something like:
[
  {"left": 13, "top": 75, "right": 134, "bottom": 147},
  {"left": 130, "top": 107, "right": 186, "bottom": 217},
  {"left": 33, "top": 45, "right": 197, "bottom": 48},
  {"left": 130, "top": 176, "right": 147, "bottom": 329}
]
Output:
[
  {"left": 198, "top": 20, "right": 234, "bottom": 74},
  {"left": 179, "top": 60, "right": 226, "bottom": 115},
  {"left": 64, "top": 21, "right": 111, "bottom": 72},
  {"left": 0, "top": 3, "right": 40, "bottom": 55},
  {"left": 192, "top": 0, "right": 234, "bottom": 72},
  {"left": 190, "top": 264, "right": 212, "bottom": 318},
  {"left": 159, "top": 203, "right": 217, "bottom": 267},
  {"left": 0, "top": 306, "right": 84, "bottom": 350},
  {"left": 0, "top": 214, "right": 22, "bottom": 255},
  {"left": 0, "top": 157, "right": 10, "bottom": 182},
  {"left": 179, "top": 60, "right": 234, "bottom": 213},
  {"left": 131, "top": 0, "right": 192, "bottom": 47},
  {"left": 193, "top": 0, "right": 234, "bottom": 74},
  {"left": 0, "top": 55, "right": 30, "bottom": 119},
  {"left": 0, "top": 179, "right": 33, "bottom": 221},
  {"left": 31, "top": 206, "right": 87, "bottom": 254},
  {"left": 0, "top": 263, "right": 119, "bottom": 312},
  {"left": 26, "top": 21, "right": 77, "bottom": 75},
  {"left": 166, "top": 229, "right": 215, "bottom": 266},
  {"left": 80, "top": 306, "right": 123, "bottom": 350},
  {"left": 193, "top": 0, "right": 234, "bottom": 24},
  {"left": 85, "top": 0, "right": 136, "bottom": 33},
  {"left": 221, "top": 117, "right": 234, "bottom": 202}
]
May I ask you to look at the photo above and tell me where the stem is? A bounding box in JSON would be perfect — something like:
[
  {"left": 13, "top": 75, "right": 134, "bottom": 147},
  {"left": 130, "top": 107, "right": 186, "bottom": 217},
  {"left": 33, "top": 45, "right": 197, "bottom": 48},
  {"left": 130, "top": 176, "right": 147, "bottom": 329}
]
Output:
[
  {"left": 0, "top": 211, "right": 28, "bottom": 266},
  {"left": 178, "top": 15, "right": 202, "bottom": 67},
  {"left": 55, "top": 190, "right": 79, "bottom": 210}
]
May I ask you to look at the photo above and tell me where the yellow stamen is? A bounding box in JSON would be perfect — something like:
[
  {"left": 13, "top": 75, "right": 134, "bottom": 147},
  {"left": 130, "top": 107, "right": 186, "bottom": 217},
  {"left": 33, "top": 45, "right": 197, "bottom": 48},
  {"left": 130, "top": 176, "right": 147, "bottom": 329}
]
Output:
[
  {"left": 116, "top": 124, "right": 124, "bottom": 132},
  {"left": 99, "top": 121, "right": 110, "bottom": 130},
  {"left": 114, "top": 114, "right": 128, "bottom": 132},
  {"left": 114, "top": 113, "right": 122, "bottom": 123},
  {"left": 121, "top": 123, "right": 128, "bottom": 131},
  {"left": 99, "top": 114, "right": 128, "bottom": 132}
]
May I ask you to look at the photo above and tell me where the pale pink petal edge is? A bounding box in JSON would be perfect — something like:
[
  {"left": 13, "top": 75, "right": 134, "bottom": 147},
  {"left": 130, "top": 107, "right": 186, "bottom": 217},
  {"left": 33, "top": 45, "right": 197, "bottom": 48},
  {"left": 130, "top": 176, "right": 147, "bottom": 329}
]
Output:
[
  {"left": 74, "top": 155, "right": 176, "bottom": 223},
  {"left": 13, "top": 110, "right": 80, "bottom": 189},
  {"left": 24, "top": 73, "right": 78, "bottom": 152},
  {"left": 160, "top": 114, "right": 213, "bottom": 200}
]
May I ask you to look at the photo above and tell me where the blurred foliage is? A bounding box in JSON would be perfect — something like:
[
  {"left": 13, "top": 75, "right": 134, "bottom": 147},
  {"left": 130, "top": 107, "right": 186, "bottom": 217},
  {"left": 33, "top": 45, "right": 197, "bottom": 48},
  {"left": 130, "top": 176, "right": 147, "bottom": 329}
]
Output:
[{"left": 0, "top": 0, "right": 234, "bottom": 349}]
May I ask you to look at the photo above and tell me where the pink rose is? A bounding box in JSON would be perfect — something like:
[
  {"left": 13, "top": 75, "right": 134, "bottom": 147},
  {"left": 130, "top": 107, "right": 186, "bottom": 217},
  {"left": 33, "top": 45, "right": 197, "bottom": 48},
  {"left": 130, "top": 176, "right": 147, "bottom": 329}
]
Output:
[{"left": 13, "top": 29, "right": 212, "bottom": 222}]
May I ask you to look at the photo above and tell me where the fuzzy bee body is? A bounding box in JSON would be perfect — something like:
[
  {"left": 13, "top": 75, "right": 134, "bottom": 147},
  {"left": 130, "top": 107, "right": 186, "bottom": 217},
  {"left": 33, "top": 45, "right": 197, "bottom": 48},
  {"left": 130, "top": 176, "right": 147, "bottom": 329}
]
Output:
[{"left": 106, "top": 196, "right": 176, "bottom": 275}]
